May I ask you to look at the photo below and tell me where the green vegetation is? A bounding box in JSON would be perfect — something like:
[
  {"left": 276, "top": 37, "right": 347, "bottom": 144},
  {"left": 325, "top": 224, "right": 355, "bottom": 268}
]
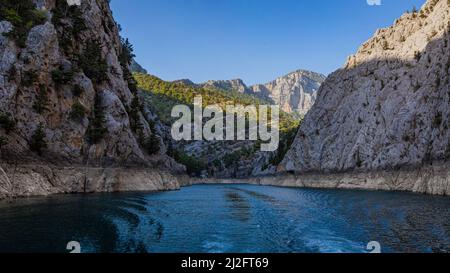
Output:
[
  {"left": 134, "top": 73, "right": 300, "bottom": 134},
  {"left": 70, "top": 101, "right": 86, "bottom": 122},
  {"left": 433, "top": 112, "right": 442, "bottom": 128},
  {"left": 0, "top": 112, "right": 16, "bottom": 134},
  {"left": 7, "top": 66, "right": 17, "bottom": 82},
  {"left": 168, "top": 147, "right": 207, "bottom": 176},
  {"left": 135, "top": 72, "right": 301, "bottom": 170},
  {"left": 0, "top": 0, "right": 47, "bottom": 48},
  {"left": 79, "top": 39, "right": 108, "bottom": 84},
  {"left": 33, "top": 84, "right": 49, "bottom": 114},
  {"left": 141, "top": 133, "right": 161, "bottom": 155},
  {"left": 87, "top": 94, "right": 107, "bottom": 144},
  {"left": 22, "top": 70, "right": 38, "bottom": 87},
  {"left": 72, "top": 84, "right": 83, "bottom": 97},
  {"left": 222, "top": 146, "right": 256, "bottom": 168},
  {"left": 119, "top": 38, "right": 138, "bottom": 93},
  {"left": 52, "top": 0, "right": 87, "bottom": 53},
  {"left": 127, "top": 96, "right": 143, "bottom": 132},
  {"left": 0, "top": 135, "right": 7, "bottom": 150},
  {"left": 30, "top": 124, "right": 47, "bottom": 156},
  {"left": 269, "top": 122, "right": 300, "bottom": 166},
  {"left": 52, "top": 67, "right": 74, "bottom": 85}
]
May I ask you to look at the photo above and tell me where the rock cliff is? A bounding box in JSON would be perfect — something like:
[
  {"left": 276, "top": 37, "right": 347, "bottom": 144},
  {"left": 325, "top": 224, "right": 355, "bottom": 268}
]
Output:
[
  {"left": 0, "top": 0, "right": 184, "bottom": 198},
  {"left": 201, "top": 70, "right": 325, "bottom": 116},
  {"left": 281, "top": 0, "right": 450, "bottom": 194},
  {"left": 250, "top": 70, "right": 325, "bottom": 116}
]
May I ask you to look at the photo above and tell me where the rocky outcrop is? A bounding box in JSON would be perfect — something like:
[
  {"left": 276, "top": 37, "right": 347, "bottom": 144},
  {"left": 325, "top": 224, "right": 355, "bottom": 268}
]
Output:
[
  {"left": 201, "top": 70, "right": 326, "bottom": 116},
  {"left": 250, "top": 70, "right": 326, "bottom": 116},
  {"left": 281, "top": 0, "right": 450, "bottom": 191},
  {"left": 0, "top": 163, "right": 188, "bottom": 200},
  {"left": 0, "top": 0, "right": 184, "bottom": 198}
]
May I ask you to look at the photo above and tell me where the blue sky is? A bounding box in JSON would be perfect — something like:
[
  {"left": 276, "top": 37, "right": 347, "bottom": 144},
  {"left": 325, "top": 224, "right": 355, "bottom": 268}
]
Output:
[{"left": 111, "top": 0, "right": 426, "bottom": 85}]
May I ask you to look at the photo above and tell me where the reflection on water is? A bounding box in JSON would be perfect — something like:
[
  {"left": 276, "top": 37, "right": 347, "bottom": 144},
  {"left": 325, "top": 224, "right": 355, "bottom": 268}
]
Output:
[{"left": 0, "top": 184, "right": 449, "bottom": 253}]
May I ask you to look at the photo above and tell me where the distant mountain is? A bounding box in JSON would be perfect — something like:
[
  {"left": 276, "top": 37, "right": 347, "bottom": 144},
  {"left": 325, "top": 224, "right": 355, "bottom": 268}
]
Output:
[
  {"left": 249, "top": 70, "right": 326, "bottom": 116},
  {"left": 199, "top": 70, "right": 326, "bottom": 116},
  {"left": 171, "top": 79, "right": 197, "bottom": 86},
  {"left": 203, "top": 79, "right": 248, "bottom": 94}
]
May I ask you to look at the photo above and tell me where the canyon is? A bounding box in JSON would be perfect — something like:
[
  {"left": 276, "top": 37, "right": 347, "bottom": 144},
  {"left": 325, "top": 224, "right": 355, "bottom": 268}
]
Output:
[{"left": 1, "top": 0, "right": 450, "bottom": 199}]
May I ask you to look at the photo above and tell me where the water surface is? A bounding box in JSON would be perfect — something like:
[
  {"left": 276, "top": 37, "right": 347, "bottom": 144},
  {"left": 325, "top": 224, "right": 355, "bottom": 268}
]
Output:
[{"left": 0, "top": 184, "right": 449, "bottom": 253}]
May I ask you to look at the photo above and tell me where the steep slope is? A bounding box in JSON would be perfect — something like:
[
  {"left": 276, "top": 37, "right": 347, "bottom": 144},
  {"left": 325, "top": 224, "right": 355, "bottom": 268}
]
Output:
[
  {"left": 0, "top": 0, "right": 184, "bottom": 199},
  {"left": 250, "top": 70, "right": 326, "bottom": 116},
  {"left": 280, "top": 0, "right": 450, "bottom": 194},
  {"left": 130, "top": 59, "right": 147, "bottom": 74},
  {"left": 200, "top": 70, "right": 326, "bottom": 116},
  {"left": 135, "top": 73, "right": 300, "bottom": 178}
]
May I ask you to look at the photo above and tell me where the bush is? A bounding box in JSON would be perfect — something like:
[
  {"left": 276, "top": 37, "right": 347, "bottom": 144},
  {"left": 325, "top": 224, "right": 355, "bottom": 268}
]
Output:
[
  {"left": 52, "top": 67, "right": 74, "bottom": 85},
  {"left": 128, "top": 96, "right": 143, "bottom": 132},
  {"left": 79, "top": 39, "right": 109, "bottom": 84},
  {"left": 30, "top": 124, "right": 47, "bottom": 156},
  {"left": 87, "top": 94, "right": 107, "bottom": 144},
  {"left": 33, "top": 84, "right": 49, "bottom": 114},
  {"left": 119, "top": 38, "right": 137, "bottom": 93},
  {"left": 142, "top": 134, "right": 160, "bottom": 155},
  {"left": 0, "top": 0, "right": 47, "bottom": 48},
  {"left": 22, "top": 70, "right": 38, "bottom": 87},
  {"left": 119, "top": 38, "right": 135, "bottom": 67},
  {"left": 0, "top": 135, "right": 7, "bottom": 149},
  {"left": 0, "top": 113, "right": 15, "bottom": 134},
  {"left": 70, "top": 101, "right": 86, "bottom": 122},
  {"left": 169, "top": 148, "right": 206, "bottom": 176},
  {"left": 433, "top": 112, "right": 442, "bottom": 128},
  {"left": 52, "top": 0, "right": 86, "bottom": 53},
  {"left": 7, "top": 66, "right": 17, "bottom": 82},
  {"left": 72, "top": 84, "right": 83, "bottom": 97}
]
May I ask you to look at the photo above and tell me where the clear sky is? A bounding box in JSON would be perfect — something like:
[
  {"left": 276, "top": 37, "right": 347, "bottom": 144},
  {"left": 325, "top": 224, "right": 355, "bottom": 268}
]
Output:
[{"left": 110, "top": 0, "right": 426, "bottom": 85}]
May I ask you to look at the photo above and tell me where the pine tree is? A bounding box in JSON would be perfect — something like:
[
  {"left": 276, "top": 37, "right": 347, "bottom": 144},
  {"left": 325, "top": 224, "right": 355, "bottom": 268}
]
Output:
[{"left": 30, "top": 124, "right": 47, "bottom": 156}]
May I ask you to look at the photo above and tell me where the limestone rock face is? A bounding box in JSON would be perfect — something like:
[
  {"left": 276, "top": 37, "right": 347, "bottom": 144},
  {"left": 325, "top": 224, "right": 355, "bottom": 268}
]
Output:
[
  {"left": 0, "top": 163, "right": 185, "bottom": 200},
  {"left": 0, "top": 0, "right": 183, "bottom": 172},
  {"left": 201, "top": 70, "right": 326, "bottom": 116},
  {"left": 281, "top": 0, "right": 450, "bottom": 174},
  {"left": 250, "top": 70, "right": 326, "bottom": 116}
]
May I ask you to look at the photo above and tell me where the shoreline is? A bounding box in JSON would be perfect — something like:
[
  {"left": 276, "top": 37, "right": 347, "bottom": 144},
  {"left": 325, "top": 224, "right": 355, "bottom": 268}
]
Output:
[
  {"left": 1, "top": 161, "right": 449, "bottom": 200},
  {"left": 0, "top": 163, "right": 191, "bottom": 200},
  {"left": 191, "top": 161, "right": 450, "bottom": 196}
]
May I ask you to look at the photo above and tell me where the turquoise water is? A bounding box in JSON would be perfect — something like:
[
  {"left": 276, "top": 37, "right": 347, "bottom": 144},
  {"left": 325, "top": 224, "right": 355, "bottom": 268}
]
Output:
[{"left": 0, "top": 184, "right": 449, "bottom": 253}]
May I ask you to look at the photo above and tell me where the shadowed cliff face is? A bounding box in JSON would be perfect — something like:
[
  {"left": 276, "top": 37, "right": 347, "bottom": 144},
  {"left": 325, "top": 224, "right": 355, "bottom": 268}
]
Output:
[
  {"left": 281, "top": 0, "right": 450, "bottom": 173},
  {"left": 0, "top": 0, "right": 184, "bottom": 172}
]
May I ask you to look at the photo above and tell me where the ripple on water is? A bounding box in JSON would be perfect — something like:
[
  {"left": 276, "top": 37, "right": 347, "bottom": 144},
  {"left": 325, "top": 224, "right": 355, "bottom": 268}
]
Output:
[{"left": 0, "top": 185, "right": 449, "bottom": 253}]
